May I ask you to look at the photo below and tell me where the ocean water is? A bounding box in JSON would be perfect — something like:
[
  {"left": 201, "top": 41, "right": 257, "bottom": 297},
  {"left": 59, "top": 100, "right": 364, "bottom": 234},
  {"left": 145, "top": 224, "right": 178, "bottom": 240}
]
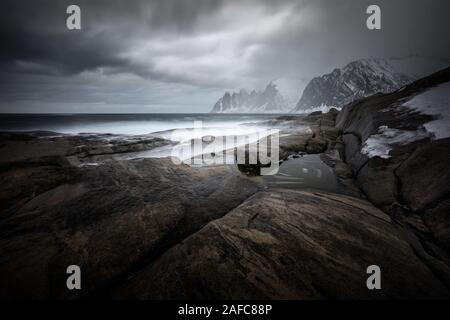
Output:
[
  {"left": 0, "top": 113, "right": 285, "bottom": 136},
  {"left": 0, "top": 113, "right": 347, "bottom": 194}
]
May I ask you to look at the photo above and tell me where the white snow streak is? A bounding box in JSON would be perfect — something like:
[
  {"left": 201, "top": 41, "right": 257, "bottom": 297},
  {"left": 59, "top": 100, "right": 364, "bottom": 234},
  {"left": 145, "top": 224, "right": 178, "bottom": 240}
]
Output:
[
  {"left": 361, "top": 126, "right": 429, "bottom": 159},
  {"left": 403, "top": 82, "right": 450, "bottom": 139},
  {"left": 362, "top": 82, "right": 450, "bottom": 159}
]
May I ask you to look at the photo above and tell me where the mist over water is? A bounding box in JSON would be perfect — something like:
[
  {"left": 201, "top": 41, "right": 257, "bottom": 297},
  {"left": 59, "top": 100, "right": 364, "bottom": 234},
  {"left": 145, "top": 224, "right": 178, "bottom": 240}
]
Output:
[{"left": 0, "top": 114, "right": 285, "bottom": 136}]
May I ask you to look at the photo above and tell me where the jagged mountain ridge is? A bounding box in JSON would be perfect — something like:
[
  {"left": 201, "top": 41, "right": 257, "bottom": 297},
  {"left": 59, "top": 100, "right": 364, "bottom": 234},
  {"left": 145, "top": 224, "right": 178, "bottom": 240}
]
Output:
[
  {"left": 211, "top": 82, "right": 290, "bottom": 113},
  {"left": 293, "top": 59, "right": 414, "bottom": 112}
]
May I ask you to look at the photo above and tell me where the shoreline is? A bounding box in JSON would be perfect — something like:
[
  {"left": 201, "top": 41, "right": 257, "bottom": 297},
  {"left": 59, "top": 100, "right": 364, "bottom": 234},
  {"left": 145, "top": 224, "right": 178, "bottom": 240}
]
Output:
[{"left": 1, "top": 68, "right": 450, "bottom": 299}]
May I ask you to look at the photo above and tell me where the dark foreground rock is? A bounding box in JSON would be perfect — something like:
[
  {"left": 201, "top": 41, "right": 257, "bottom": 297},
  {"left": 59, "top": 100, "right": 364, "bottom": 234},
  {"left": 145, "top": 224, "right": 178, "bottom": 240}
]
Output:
[
  {"left": 112, "top": 189, "right": 450, "bottom": 299},
  {"left": 0, "top": 159, "right": 260, "bottom": 299},
  {"left": 0, "top": 133, "right": 260, "bottom": 299},
  {"left": 335, "top": 67, "right": 450, "bottom": 257},
  {"left": 277, "top": 109, "right": 338, "bottom": 159},
  {"left": 0, "top": 131, "right": 171, "bottom": 168},
  {"left": 1, "top": 89, "right": 450, "bottom": 300}
]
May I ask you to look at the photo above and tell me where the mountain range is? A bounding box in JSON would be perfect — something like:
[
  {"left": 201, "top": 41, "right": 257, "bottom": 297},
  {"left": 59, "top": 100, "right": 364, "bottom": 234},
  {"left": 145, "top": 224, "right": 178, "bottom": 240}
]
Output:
[
  {"left": 293, "top": 58, "right": 414, "bottom": 112},
  {"left": 210, "top": 82, "right": 290, "bottom": 113},
  {"left": 211, "top": 56, "right": 449, "bottom": 114}
]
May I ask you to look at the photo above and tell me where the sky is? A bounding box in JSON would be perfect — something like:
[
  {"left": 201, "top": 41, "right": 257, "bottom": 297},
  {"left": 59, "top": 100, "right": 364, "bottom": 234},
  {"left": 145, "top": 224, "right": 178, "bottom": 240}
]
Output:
[{"left": 0, "top": 0, "right": 449, "bottom": 113}]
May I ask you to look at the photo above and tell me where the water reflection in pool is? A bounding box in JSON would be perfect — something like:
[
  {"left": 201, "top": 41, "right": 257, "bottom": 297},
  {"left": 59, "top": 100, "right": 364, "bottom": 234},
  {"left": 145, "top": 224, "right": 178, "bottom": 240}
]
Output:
[{"left": 260, "top": 154, "right": 346, "bottom": 194}]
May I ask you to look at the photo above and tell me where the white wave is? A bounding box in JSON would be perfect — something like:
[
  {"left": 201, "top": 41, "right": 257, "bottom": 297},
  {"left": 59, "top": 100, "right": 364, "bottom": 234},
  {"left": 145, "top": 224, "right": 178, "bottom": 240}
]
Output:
[{"left": 294, "top": 104, "right": 341, "bottom": 114}]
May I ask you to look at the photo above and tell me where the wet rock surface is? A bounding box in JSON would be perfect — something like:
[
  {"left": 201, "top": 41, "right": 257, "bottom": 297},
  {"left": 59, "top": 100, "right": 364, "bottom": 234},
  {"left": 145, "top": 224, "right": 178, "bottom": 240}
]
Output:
[
  {"left": 0, "top": 131, "right": 171, "bottom": 168},
  {"left": 396, "top": 139, "right": 450, "bottom": 212},
  {"left": 1, "top": 65, "right": 450, "bottom": 300},
  {"left": 336, "top": 68, "right": 450, "bottom": 216},
  {"left": 112, "top": 189, "right": 450, "bottom": 299},
  {"left": 334, "top": 161, "right": 353, "bottom": 179},
  {"left": 334, "top": 67, "right": 450, "bottom": 261},
  {"left": 0, "top": 133, "right": 260, "bottom": 299}
]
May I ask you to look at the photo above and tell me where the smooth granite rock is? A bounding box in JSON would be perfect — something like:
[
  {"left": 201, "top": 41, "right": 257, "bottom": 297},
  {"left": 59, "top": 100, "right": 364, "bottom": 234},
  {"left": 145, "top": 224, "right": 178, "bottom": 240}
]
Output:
[
  {"left": 112, "top": 189, "right": 450, "bottom": 300},
  {"left": 0, "top": 134, "right": 260, "bottom": 299}
]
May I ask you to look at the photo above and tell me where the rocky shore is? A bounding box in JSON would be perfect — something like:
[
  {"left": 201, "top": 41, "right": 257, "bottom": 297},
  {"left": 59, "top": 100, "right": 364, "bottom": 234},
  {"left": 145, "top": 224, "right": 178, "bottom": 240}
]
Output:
[{"left": 1, "top": 68, "right": 449, "bottom": 300}]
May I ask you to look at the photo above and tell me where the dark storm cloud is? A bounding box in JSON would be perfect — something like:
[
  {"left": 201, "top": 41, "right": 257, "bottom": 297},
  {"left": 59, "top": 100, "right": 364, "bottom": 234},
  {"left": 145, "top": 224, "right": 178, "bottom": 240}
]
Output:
[
  {"left": 0, "top": 0, "right": 449, "bottom": 112},
  {"left": 0, "top": 0, "right": 227, "bottom": 76},
  {"left": 2, "top": 0, "right": 449, "bottom": 79}
]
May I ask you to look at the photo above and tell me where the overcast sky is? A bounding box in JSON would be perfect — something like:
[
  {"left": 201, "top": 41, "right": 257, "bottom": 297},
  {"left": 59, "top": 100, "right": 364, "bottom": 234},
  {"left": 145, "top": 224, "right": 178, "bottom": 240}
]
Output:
[{"left": 1, "top": 0, "right": 449, "bottom": 113}]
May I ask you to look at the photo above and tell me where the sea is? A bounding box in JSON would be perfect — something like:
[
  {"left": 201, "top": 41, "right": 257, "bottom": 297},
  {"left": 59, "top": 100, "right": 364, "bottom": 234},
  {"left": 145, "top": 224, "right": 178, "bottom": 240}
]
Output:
[
  {"left": 0, "top": 113, "right": 349, "bottom": 194},
  {"left": 0, "top": 113, "right": 285, "bottom": 136}
]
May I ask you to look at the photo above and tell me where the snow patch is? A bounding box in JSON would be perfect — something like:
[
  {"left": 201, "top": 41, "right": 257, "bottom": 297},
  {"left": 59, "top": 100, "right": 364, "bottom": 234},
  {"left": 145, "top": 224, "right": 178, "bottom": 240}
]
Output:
[
  {"left": 403, "top": 82, "right": 450, "bottom": 139},
  {"left": 361, "top": 126, "right": 429, "bottom": 159}
]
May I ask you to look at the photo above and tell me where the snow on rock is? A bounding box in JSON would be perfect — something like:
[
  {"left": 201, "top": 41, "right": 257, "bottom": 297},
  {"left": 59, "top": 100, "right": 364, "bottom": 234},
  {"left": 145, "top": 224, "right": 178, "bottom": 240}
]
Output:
[
  {"left": 361, "top": 126, "right": 430, "bottom": 159},
  {"left": 361, "top": 82, "right": 450, "bottom": 159},
  {"left": 403, "top": 82, "right": 450, "bottom": 139}
]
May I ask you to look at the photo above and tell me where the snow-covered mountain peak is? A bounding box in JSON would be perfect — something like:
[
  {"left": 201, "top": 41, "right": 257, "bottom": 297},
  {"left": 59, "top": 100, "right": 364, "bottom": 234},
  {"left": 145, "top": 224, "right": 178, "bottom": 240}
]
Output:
[
  {"left": 211, "top": 82, "right": 291, "bottom": 113},
  {"left": 293, "top": 58, "right": 414, "bottom": 113}
]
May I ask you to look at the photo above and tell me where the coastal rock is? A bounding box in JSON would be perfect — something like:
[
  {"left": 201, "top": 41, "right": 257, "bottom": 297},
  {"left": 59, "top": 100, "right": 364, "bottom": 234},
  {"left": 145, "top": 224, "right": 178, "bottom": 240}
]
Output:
[
  {"left": 0, "top": 140, "right": 260, "bottom": 299},
  {"left": 342, "top": 133, "right": 367, "bottom": 172},
  {"left": 333, "top": 67, "right": 450, "bottom": 265},
  {"left": 334, "top": 161, "right": 353, "bottom": 179},
  {"left": 279, "top": 133, "right": 312, "bottom": 159},
  {"left": 305, "top": 109, "right": 338, "bottom": 126},
  {"left": 396, "top": 138, "right": 450, "bottom": 212},
  {"left": 356, "top": 159, "right": 400, "bottom": 208},
  {"left": 321, "top": 127, "right": 341, "bottom": 142},
  {"left": 0, "top": 132, "right": 170, "bottom": 168},
  {"left": 424, "top": 199, "right": 450, "bottom": 252},
  {"left": 202, "top": 135, "right": 215, "bottom": 143},
  {"left": 113, "top": 189, "right": 450, "bottom": 299},
  {"left": 305, "top": 137, "right": 328, "bottom": 154},
  {"left": 336, "top": 67, "right": 450, "bottom": 213}
]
